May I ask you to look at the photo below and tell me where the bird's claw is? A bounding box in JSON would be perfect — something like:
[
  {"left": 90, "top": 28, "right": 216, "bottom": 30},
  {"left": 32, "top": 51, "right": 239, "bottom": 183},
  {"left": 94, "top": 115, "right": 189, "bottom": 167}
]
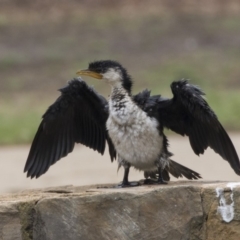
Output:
[
  {"left": 144, "top": 178, "right": 168, "bottom": 185},
  {"left": 116, "top": 181, "right": 140, "bottom": 188}
]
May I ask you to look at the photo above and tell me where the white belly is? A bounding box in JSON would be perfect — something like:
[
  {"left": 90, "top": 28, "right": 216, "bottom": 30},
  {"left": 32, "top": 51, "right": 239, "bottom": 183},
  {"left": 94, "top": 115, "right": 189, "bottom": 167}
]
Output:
[{"left": 107, "top": 107, "right": 163, "bottom": 171}]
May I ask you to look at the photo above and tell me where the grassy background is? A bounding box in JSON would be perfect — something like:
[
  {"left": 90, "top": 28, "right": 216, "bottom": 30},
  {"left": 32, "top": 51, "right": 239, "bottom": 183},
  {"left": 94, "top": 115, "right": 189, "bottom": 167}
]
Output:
[{"left": 0, "top": 0, "right": 240, "bottom": 145}]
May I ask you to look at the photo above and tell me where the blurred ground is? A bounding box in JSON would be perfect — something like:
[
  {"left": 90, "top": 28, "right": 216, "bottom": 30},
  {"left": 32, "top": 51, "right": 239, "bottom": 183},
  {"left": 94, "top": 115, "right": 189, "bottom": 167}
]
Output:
[{"left": 1, "top": 133, "right": 239, "bottom": 194}]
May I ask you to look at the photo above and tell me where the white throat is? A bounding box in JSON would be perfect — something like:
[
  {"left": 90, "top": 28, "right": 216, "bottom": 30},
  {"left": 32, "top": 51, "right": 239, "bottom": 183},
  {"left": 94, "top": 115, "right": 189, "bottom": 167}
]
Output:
[{"left": 102, "top": 68, "right": 122, "bottom": 88}]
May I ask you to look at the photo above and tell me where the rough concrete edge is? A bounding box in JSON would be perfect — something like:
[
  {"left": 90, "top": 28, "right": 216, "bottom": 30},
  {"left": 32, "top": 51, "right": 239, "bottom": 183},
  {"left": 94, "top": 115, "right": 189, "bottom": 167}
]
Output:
[
  {"left": 25, "top": 184, "right": 208, "bottom": 240},
  {"left": 17, "top": 200, "right": 38, "bottom": 240},
  {"left": 200, "top": 186, "right": 209, "bottom": 240},
  {"left": 2, "top": 182, "right": 237, "bottom": 240},
  {"left": 199, "top": 182, "right": 240, "bottom": 240},
  {"left": 187, "top": 185, "right": 205, "bottom": 240}
]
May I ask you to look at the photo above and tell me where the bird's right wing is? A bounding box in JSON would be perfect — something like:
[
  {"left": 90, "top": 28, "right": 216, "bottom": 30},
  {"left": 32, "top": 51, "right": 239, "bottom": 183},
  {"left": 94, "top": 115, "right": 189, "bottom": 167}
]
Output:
[
  {"left": 24, "top": 78, "right": 116, "bottom": 178},
  {"left": 157, "top": 80, "right": 240, "bottom": 175}
]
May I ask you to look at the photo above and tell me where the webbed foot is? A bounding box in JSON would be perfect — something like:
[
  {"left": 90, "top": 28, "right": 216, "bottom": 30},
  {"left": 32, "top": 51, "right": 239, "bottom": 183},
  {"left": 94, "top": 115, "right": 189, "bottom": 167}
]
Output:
[
  {"left": 117, "top": 181, "right": 140, "bottom": 188},
  {"left": 144, "top": 178, "right": 168, "bottom": 185},
  {"left": 157, "top": 178, "right": 168, "bottom": 184}
]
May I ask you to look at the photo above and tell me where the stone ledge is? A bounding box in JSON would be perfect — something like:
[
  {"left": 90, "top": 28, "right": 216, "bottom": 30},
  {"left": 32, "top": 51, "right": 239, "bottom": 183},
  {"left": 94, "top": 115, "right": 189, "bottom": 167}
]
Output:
[{"left": 0, "top": 181, "right": 240, "bottom": 240}]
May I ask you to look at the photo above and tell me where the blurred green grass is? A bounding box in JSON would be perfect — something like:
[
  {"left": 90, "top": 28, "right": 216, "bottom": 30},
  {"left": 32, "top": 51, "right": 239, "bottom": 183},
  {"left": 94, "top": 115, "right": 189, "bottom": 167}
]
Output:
[
  {"left": 0, "top": 96, "right": 48, "bottom": 145},
  {"left": 1, "top": 87, "right": 239, "bottom": 145},
  {"left": 0, "top": 4, "right": 240, "bottom": 145},
  {"left": 0, "top": 106, "right": 41, "bottom": 145},
  {"left": 1, "top": 70, "right": 239, "bottom": 146}
]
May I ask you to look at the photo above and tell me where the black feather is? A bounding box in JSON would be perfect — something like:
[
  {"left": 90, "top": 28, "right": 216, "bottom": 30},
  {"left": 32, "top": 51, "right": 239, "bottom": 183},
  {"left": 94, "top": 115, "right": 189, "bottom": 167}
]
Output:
[
  {"left": 158, "top": 79, "right": 240, "bottom": 175},
  {"left": 24, "top": 78, "right": 116, "bottom": 178},
  {"left": 25, "top": 71, "right": 240, "bottom": 182}
]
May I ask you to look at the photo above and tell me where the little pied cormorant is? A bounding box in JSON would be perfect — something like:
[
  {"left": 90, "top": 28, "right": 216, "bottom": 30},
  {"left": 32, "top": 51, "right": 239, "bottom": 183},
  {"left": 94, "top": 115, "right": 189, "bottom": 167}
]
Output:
[{"left": 24, "top": 60, "right": 240, "bottom": 187}]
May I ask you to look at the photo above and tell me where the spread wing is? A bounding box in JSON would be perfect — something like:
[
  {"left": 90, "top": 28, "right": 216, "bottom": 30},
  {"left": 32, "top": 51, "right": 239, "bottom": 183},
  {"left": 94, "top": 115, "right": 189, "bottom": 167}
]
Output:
[
  {"left": 24, "top": 78, "right": 116, "bottom": 178},
  {"left": 157, "top": 79, "right": 240, "bottom": 175}
]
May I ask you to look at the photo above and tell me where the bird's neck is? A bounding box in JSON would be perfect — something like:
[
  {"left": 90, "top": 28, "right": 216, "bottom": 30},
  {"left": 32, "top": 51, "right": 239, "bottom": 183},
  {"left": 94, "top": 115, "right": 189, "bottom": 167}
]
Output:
[
  {"left": 110, "top": 85, "right": 130, "bottom": 103},
  {"left": 108, "top": 85, "right": 135, "bottom": 126},
  {"left": 107, "top": 72, "right": 132, "bottom": 94}
]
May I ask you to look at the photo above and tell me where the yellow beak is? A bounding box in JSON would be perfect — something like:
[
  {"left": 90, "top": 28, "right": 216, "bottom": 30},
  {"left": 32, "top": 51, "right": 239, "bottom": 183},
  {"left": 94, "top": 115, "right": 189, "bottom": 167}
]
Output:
[{"left": 76, "top": 69, "right": 103, "bottom": 79}]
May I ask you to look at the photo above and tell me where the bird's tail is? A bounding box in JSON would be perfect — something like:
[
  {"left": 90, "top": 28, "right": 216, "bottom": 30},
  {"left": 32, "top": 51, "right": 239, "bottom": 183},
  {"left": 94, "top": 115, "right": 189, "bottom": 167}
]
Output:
[
  {"left": 165, "top": 159, "right": 202, "bottom": 180},
  {"left": 144, "top": 159, "right": 202, "bottom": 181}
]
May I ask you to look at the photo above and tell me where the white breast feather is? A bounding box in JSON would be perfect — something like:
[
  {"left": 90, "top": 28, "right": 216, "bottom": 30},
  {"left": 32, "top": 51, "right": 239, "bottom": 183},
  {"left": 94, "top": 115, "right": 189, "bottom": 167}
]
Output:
[{"left": 107, "top": 96, "right": 163, "bottom": 171}]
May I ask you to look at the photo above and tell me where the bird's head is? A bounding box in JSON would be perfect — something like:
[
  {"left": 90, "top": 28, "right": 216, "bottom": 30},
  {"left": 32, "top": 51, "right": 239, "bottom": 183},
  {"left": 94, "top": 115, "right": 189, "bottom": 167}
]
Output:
[{"left": 76, "top": 60, "right": 132, "bottom": 92}]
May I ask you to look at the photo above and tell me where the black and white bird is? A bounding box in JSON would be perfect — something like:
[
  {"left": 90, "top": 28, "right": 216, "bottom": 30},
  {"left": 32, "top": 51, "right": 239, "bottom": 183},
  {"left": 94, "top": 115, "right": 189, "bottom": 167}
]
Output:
[{"left": 24, "top": 60, "right": 240, "bottom": 187}]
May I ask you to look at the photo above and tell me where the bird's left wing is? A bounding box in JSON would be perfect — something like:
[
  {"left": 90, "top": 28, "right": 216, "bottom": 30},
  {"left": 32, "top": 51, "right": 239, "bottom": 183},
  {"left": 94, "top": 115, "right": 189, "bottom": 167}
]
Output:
[
  {"left": 157, "top": 79, "right": 240, "bottom": 175},
  {"left": 24, "top": 78, "right": 116, "bottom": 178}
]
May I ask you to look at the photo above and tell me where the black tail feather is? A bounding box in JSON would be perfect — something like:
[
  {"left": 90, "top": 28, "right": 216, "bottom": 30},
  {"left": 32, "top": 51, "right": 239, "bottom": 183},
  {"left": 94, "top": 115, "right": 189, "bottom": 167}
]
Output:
[
  {"left": 166, "top": 159, "right": 202, "bottom": 180},
  {"left": 144, "top": 159, "right": 202, "bottom": 181}
]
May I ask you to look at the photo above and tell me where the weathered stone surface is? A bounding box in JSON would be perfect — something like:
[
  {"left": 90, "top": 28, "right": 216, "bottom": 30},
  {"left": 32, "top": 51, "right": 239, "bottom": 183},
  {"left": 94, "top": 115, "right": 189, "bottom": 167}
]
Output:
[
  {"left": 0, "top": 203, "right": 22, "bottom": 240},
  {"left": 201, "top": 182, "right": 240, "bottom": 240},
  {"left": 0, "top": 182, "right": 240, "bottom": 240}
]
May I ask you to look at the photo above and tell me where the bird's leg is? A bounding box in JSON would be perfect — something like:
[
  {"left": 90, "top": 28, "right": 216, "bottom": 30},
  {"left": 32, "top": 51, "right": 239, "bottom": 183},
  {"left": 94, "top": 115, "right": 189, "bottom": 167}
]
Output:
[
  {"left": 144, "top": 167, "right": 168, "bottom": 185},
  {"left": 157, "top": 167, "right": 168, "bottom": 184},
  {"left": 117, "top": 165, "right": 139, "bottom": 188},
  {"left": 122, "top": 166, "right": 130, "bottom": 185}
]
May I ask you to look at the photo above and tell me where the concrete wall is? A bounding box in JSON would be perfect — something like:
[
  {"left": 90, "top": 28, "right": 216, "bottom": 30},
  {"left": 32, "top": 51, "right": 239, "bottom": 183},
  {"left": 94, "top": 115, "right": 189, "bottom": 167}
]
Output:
[{"left": 0, "top": 182, "right": 240, "bottom": 240}]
